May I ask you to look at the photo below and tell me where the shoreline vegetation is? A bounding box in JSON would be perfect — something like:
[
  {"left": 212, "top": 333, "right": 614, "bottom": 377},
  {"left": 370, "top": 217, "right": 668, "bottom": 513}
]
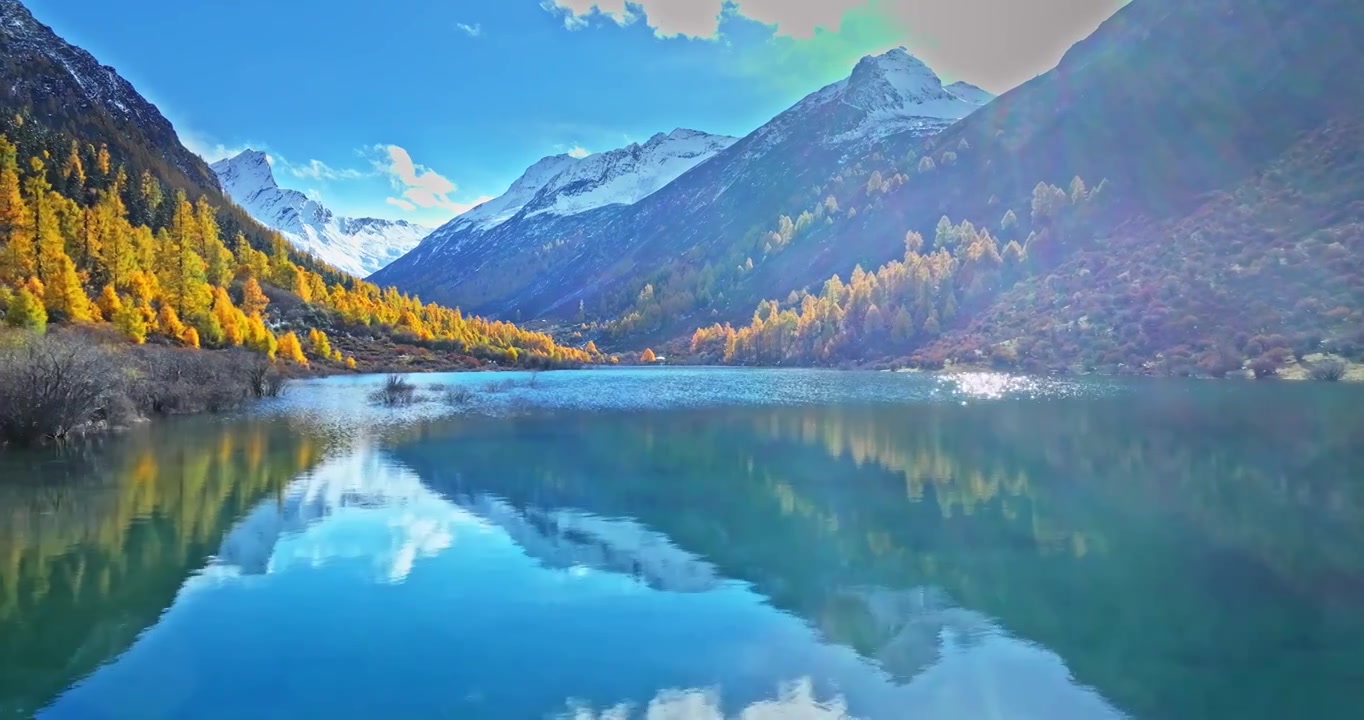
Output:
[
  {"left": 0, "top": 327, "right": 287, "bottom": 448},
  {"left": 0, "top": 122, "right": 610, "bottom": 449}
]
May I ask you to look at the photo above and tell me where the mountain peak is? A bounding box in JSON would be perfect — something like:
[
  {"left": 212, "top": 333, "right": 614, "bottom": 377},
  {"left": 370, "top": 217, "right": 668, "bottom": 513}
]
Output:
[
  {"left": 847, "top": 47, "right": 949, "bottom": 103},
  {"left": 945, "top": 81, "right": 994, "bottom": 106},
  {"left": 210, "top": 151, "right": 428, "bottom": 276},
  {"left": 212, "top": 149, "right": 278, "bottom": 191}
]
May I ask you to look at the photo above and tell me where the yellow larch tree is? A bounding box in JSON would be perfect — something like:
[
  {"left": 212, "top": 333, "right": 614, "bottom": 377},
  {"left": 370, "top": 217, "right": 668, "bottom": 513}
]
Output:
[
  {"left": 156, "top": 304, "right": 186, "bottom": 340},
  {"left": 0, "top": 135, "right": 34, "bottom": 284},
  {"left": 211, "top": 286, "right": 245, "bottom": 346},
  {"left": 240, "top": 275, "right": 269, "bottom": 316},
  {"left": 276, "top": 331, "right": 308, "bottom": 366},
  {"left": 155, "top": 193, "right": 212, "bottom": 323},
  {"left": 4, "top": 285, "right": 46, "bottom": 332},
  {"left": 113, "top": 299, "right": 148, "bottom": 344},
  {"left": 306, "top": 327, "right": 332, "bottom": 360}
]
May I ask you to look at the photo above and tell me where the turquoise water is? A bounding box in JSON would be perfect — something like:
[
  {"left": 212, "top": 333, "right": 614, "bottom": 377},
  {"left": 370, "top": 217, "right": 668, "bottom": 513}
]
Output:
[{"left": 2, "top": 369, "right": 1363, "bottom": 719}]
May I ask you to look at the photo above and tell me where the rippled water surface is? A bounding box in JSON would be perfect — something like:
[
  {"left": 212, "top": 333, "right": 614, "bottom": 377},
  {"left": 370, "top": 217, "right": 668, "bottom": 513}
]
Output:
[{"left": 3, "top": 368, "right": 1363, "bottom": 719}]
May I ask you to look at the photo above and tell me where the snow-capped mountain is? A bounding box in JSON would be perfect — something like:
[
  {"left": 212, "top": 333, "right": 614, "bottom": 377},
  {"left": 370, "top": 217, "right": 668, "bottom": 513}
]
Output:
[
  {"left": 373, "top": 48, "right": 989, "bottom": 318},
  {"left": 772, "top": 47, "right": 992, "bottom": 150},
  {"left": 416, "top": 128, "right": 737, "bottom": 253},
  {"left": 211, "top": 150, "right": 429, "bottom": 277}
]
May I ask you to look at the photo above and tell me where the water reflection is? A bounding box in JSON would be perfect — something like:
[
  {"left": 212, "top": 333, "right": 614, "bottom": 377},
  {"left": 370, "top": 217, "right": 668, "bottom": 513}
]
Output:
[
  {"left": 3, "top": 373, "right": 1363, "bottom": 719},
  {"left": 0, "top": 419, "right": 326, "bottom": 719}
]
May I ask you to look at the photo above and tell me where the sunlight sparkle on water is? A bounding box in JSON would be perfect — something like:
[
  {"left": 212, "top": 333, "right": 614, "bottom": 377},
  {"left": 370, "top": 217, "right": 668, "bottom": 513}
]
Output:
[{"left": 938, "top": 372, "right": 1048, "bottom": 401}]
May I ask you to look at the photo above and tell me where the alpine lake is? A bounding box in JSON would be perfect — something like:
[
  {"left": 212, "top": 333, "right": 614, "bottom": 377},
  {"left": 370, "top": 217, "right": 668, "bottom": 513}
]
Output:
[{"left": 3, "top": 368, "right": 1363, "bottom": 719}]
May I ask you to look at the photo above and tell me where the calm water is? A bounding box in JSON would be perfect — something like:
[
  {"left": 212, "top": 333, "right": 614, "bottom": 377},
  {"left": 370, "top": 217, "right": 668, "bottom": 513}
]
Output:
[{"left": 2, "top": 368, "right": 1364, "bottom": 719}]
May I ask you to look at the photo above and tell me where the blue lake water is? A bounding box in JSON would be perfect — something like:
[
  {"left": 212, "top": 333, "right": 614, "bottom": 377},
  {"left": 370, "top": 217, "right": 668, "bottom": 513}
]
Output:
[{"left": 2, "top": 368, "right": 1363, "bottom": 719}]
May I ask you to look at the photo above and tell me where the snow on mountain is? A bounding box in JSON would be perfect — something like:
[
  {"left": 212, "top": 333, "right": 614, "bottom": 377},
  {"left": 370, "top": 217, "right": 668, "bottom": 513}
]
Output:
[
  {"left": 816, "top": 47, "right": 993, "bottom": 148},
  {"left": 374, "top": 48, "right": 989, "bottom": 318},
  {"left": 452, "top": 154, "right": 581, "bottom": 233},
  {"left": 0, "top": 0, "right": 219, "bottom": 193},
  {"left": 946, "top": 81, "right": 995, "bottom": 106},
  {"left": 211, "top": 150, "right": 429, "bottom": 277},
  {"left": 523, "top": 128, "right": 739, "bottom": 219},
  {"left": 428, "top": 129, "right": 737, "bottom": 241}
]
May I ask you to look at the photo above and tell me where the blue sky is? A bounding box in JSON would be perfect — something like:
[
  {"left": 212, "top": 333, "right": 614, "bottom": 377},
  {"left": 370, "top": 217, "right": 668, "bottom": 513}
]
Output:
[{"left": 27, "top": 0, "right": 1122, "bottom": 227}]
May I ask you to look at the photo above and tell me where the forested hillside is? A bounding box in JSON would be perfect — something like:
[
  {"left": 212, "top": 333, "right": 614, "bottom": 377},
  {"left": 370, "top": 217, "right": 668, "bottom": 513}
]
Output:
[
  {"left": 682, "top": 0, "right": 1364, "bottom": 377},
  {"left": 0, "top": 0, "right": 595, "bottom": 372}
]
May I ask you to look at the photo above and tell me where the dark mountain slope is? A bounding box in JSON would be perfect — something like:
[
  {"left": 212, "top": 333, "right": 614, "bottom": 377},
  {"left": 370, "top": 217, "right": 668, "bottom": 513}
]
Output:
[
  {"left": 0, "top": 0, "right": 336, "bottom": 278},
  {"left": 373, "top": 50, "right": 988, "bottom": 321},
  {"left": 0, "top": 0, "right": 217, "bottom": 200},
  {"left": 929, "top": 114, "right": 1364, "bottom": 375},
  {"left": 745, "top": 0, "right": 1364, "bottom": 314},
  {"left": 682, "top": 0, "right": 1364, "bottom": 372}
]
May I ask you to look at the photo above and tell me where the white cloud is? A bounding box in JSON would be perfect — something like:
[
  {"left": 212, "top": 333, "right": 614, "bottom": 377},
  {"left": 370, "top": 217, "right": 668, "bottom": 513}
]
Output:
[
  {"left": 542, "top": 0, "right": 863, "bottom": 39},
  {"left": 371, "top": 145, "right": 495, "bottom": 218},
  {"left": 456, "top": 22, "right": 483, "bottom": 37},
  {"left": 305, "top": 188, "right": 324, "bottom": 202},
  {"left": 288, "top": 158, "right": 367, "bottom": 181},
  {"left": 567, "top": 145, "right": 591, "bottom": 159}
]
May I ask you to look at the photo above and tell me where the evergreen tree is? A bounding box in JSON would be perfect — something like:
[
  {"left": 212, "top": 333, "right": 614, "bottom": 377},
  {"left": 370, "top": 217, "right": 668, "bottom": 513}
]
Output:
[
  {"left": 97, "top": 171, "right": 137, "bottom": 289},
  {"left": 195, "top": 197, "right": 232, "bottom": 286},
  {"left": 891, "top": 306, "right": 915, "bottom": 346},
  {"left": 4, "top": 286, "right": 47, "bottom": 332},
  {"left": 0, "top": 136, "right": 33, "bottom": 283},
  {"left": 113, "top": 299, "right": 148, "bottom": 343},
  {"left": 61, "top": 140, "right": 86, "bottom": 199},
  {"left": 1001, "top": 209, "right": 1018, "bottom": 233}
]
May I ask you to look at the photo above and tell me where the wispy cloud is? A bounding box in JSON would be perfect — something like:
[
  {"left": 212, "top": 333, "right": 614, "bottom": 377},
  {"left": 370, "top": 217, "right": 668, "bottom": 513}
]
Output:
[
  {"left": 456, "top": 22, "right": 483, "bottom": 37},
  {"left": 371, "top": 145, "right": 494, "bottom": 218},
  {"left": 567, "top": 146, "right": 591, "bottom": 159},
  {"left": 287, "top": 158, "right": 368, "bottom": 181}
]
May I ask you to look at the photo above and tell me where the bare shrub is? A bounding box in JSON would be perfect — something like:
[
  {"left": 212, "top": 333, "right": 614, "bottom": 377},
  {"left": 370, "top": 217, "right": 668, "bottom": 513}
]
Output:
[
  {"left": 0, "top": 331, "right": 125, "bottom": 446},
  {"left": 370, "top": 374, "right": 417, "bottom": 406},
  {"left": 443, "top": 385, "right": 475, "bottom": 406},
  {"left": 238, "top": 350, "right": 288, "bottom": 398},
  {"left": 129, "top": 346, "right": 254, "bottom": 415},
  {"left": 1249, "top": 348, "right": 1292, "bottom": 379},
  {"left": 483, "top": 378, "right": 519, "bottom": 394},
  {"left": 1309, "top": 359, "right": 1347, "bottom": 382}
]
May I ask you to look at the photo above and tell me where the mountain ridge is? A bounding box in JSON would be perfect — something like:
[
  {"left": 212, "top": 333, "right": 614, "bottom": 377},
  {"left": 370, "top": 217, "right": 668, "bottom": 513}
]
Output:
[
  {"left": 211, "top": 149, "right": 430, "bottom": 277},
  {"left": 373, "top": 47, "right": 991, "bottom": 317}
]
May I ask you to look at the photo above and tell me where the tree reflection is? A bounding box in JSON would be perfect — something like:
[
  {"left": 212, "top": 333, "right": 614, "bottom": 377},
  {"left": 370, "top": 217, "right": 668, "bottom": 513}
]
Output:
[
  {"left": 387, "top": 383, "right": 1364, "bottom": 720},
  {"left": 0, "top": 419, "right": 324, "bottom": 718}
]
